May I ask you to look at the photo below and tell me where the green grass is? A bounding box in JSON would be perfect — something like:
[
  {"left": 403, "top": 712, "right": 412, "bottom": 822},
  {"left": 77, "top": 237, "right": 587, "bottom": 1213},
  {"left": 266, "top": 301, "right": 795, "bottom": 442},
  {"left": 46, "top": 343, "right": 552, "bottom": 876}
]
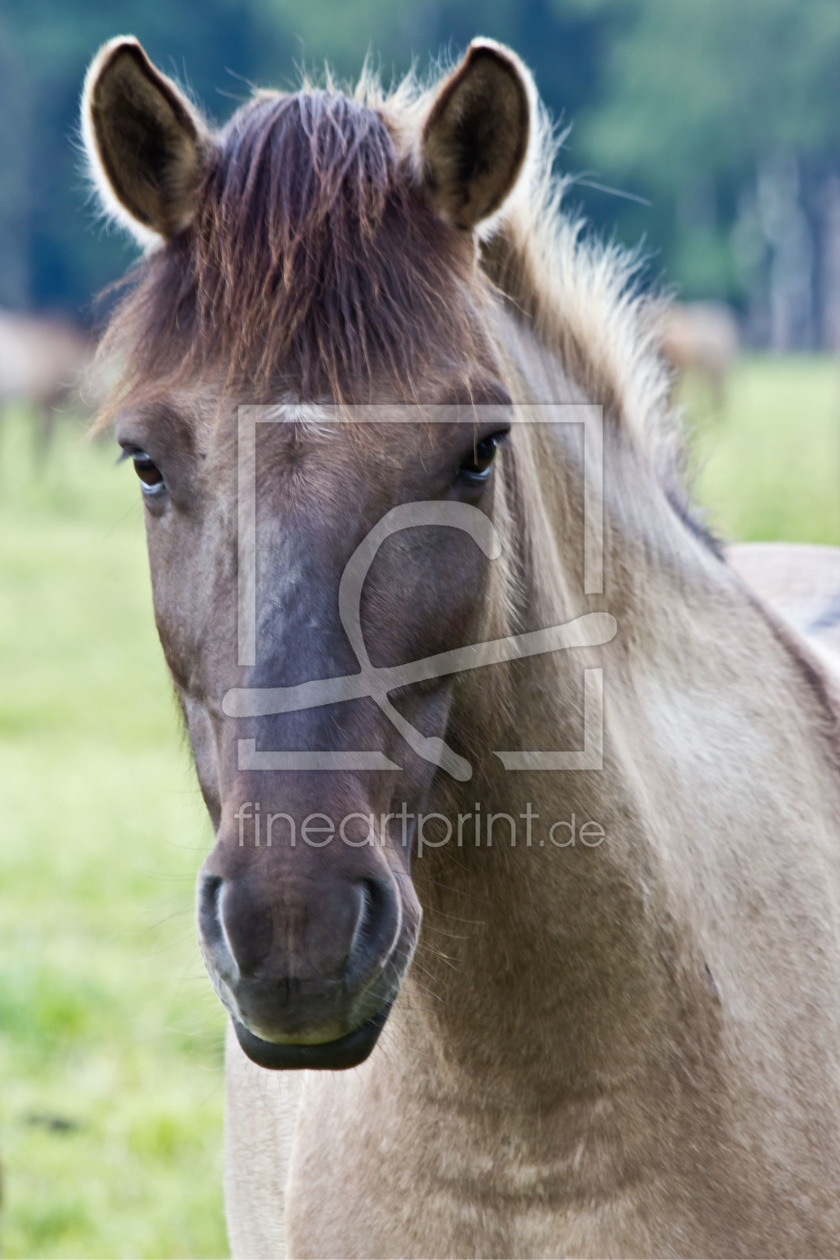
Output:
[
  {"left": 0, "top": 356, "right": 837, "bottom": 1258},
  {"left": 0, "top": 408, "right": 227, "bottom": 1258},
  {"left": 687, "top": 354, "right": 840, "bottom": 545}
]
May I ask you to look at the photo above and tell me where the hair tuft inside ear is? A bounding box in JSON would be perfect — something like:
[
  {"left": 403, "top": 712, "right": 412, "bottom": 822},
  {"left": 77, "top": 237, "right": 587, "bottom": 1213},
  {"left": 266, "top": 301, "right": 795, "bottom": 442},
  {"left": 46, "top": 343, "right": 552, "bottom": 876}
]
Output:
[
  {"left": 82, "top": 37, "right": 209, "bottom": 243},
  {"left": 421, "top": 39, "right": 533, "bottom": 231}
]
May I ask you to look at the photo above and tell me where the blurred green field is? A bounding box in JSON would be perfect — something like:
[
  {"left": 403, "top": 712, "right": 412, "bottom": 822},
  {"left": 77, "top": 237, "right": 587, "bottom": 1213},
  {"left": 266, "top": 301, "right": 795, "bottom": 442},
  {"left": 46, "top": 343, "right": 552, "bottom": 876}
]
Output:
[
  {"left": 0, "top": 355, "right": 838, "bottom": 1260},
  {"left": 689, "top": 355, "right": 840, "bottom": 545},
  {"left": 0, "top": 409, "right": 227, "bottom": 1258}
]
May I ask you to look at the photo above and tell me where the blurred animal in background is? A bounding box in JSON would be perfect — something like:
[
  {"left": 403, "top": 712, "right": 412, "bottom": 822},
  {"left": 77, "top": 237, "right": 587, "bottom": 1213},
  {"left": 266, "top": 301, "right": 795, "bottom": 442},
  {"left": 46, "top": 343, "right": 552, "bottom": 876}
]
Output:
[
  {"left": 660, "top": 300, "right": 740, "bottom": 410},
  {"left": 728, "top": 542, "right": 840, "bottom": 666},
  {"left": 0, "top": 310, "right": 94, "bottom": 459}
]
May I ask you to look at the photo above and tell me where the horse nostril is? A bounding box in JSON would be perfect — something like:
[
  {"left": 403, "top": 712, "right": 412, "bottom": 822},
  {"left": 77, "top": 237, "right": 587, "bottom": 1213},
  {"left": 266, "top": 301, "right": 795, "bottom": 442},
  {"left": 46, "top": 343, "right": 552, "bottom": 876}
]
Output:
[
  {"left": 199, "top": 866, "right": 397, "bottom": 992},
  {"left": 201, "top": 872, "right": 274, "bottom": 978},
  {"left": 348, "top": 877, "right": 399, "bottom": 983},
  {"left": 198, "top": 873, "right": 226, "bottom": 951}
]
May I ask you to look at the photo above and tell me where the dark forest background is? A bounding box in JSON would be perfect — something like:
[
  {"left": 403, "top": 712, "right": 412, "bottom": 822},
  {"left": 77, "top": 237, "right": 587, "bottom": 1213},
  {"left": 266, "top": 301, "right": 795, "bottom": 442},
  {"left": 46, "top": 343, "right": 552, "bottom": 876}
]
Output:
[{"left": 4, "top": 0, "right": 840, "bottom": 349}]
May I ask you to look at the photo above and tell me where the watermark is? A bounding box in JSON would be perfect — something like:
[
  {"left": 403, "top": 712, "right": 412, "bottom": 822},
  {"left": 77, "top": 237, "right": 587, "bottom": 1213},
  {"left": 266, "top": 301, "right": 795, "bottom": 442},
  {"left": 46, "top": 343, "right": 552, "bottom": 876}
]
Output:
[
  {"left": 223, "top": 405, "right": 615, "bottom": 779},
  {"left": 233, "top": 800, "right": 607, "bottom": 854}
]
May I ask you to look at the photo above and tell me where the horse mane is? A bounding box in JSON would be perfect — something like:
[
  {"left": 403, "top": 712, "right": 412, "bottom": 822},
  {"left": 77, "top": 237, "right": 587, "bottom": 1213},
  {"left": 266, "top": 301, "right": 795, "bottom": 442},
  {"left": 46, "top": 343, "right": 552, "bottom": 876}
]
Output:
[
  {"left": 95, "top": 56, "right": 684, "bottom": 510},
  {"left": 477, "top": 127, "right": 680, "bottom": 495},
  {"left": 386, "top": 65, "right": 684, "bottom": 513},
  {"left": 94, "top": 77, "right": 492, "bottom": 420}
]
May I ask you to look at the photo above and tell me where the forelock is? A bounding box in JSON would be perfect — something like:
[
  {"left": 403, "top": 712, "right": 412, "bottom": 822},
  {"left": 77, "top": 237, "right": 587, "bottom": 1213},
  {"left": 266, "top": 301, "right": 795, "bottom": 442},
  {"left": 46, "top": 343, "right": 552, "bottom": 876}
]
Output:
[{"left": 98, "top": 85, "right": 489, "bottom": 414}]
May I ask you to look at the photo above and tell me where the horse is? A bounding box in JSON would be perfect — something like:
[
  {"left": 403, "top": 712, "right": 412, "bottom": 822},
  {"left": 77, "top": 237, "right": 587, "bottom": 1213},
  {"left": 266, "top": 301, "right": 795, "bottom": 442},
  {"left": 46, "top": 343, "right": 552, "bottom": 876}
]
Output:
[
  {"left": 82, "top": 36, "right": 840, "bottom": 1258},
  {"left": 0, "top": 309, "right": 93, "bottom": 457},
  {"left": 659, "top": 300, "right": 740, "bottom": 411}
]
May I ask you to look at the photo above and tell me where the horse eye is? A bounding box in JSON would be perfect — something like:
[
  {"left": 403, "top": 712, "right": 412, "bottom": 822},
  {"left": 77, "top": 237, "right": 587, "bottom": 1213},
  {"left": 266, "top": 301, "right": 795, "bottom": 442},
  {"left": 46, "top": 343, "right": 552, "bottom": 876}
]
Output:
[
  {"left": 459, "top": 430, "right": 509, "bottom": 484},
  {"left": 131, "top": 451, "right": 166, "bottom": 495}
]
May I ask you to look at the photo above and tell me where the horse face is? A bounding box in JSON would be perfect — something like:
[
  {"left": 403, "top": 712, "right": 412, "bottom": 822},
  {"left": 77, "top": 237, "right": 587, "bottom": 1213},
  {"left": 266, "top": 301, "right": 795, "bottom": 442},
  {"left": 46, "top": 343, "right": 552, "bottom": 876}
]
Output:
[
  {"left": 116, "top": 405, "right": 511, "bottom": 1066},
  {"left": 85, "top": 36, "right": 531, "bottom": 1066}
]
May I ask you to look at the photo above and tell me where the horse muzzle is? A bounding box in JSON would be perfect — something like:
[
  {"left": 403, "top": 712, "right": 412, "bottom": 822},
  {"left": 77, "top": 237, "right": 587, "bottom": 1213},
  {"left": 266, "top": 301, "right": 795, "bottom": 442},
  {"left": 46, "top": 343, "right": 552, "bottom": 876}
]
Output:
[{"left": 196, "top": 838, "right": 418, "bottom": 1069}]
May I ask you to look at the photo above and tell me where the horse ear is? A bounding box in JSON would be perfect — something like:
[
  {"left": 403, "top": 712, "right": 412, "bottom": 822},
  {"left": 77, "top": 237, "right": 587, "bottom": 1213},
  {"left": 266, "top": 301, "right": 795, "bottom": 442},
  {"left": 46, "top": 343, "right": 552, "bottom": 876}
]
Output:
[
  {"left": 420, "top": 39, "right": 533, "bottom": 231},
  {"left": 82, "top": 37, "right": 209, "bottom": 243}
]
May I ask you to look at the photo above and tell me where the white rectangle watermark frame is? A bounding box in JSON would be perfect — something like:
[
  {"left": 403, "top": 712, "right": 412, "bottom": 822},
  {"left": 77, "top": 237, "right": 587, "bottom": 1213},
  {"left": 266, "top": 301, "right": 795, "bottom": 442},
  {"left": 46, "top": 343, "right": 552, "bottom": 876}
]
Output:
[{"left": 227, "top": 404, "right": 612, "bottom": 776}]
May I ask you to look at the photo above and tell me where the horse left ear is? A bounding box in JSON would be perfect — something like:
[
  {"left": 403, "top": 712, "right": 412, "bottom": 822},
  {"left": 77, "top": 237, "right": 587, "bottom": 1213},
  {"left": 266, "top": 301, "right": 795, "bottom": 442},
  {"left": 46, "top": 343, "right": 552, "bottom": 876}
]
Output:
[{"left": 420, "top": 39, "right": 533, "bottom": 231}]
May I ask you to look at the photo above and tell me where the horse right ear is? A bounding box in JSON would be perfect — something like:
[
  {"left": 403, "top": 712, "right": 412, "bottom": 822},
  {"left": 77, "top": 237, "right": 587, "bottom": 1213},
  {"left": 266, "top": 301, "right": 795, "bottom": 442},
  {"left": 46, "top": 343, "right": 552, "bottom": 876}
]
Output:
[
  {"left": 420, "top": 39, "right": 534, "bottom": 232},
  {"left": 82, "top": 37, "right": 209, "bottom": 244}
]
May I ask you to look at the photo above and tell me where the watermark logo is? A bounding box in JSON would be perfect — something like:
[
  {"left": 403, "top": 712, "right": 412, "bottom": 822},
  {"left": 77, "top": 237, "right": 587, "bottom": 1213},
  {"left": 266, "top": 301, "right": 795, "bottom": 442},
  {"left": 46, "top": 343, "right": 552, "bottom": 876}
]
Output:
[
  {"left": 222, "top": 405, "right": 615, "bottom": 779},
  {"left": 233, "top": 800, "right": 607, "bottom": 853}
]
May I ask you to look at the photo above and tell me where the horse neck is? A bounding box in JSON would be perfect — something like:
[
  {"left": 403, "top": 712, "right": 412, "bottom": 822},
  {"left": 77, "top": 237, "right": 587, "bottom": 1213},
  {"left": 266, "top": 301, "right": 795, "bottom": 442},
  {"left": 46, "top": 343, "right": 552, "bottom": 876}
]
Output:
[{"left": 401, "top": 311, "right": 793, "bottom": 1107}]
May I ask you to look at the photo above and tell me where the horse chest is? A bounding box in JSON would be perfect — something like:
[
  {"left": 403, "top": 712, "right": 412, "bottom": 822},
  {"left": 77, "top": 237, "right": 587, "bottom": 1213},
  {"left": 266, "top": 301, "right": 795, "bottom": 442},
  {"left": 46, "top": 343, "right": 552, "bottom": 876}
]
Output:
[{"left": 282, "top": 1072, "right": 670, "bottom": 1259}]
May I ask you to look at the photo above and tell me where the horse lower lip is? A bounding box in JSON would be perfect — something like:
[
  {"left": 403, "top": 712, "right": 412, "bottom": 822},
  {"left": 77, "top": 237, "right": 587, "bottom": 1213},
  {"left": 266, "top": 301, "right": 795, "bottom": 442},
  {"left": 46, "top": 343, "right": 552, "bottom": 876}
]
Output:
[{"left": 233, "top": 1001, "right": 394, "bottom": 1071}]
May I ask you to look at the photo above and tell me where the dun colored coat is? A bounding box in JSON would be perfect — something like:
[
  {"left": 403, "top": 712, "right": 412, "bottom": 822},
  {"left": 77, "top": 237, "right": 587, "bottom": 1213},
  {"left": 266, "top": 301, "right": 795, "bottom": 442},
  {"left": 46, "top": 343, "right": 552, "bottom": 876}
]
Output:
[{"left": 83, "top": 36, "right": 840, "bottom": 1258}]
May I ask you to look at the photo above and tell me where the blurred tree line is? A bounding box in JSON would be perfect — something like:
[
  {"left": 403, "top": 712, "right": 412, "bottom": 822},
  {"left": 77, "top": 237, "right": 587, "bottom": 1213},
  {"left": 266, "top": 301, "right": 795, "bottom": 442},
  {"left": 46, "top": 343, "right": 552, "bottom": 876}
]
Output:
[{"left": 3, "top": 0, "right": 840, "bottom": 349}]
